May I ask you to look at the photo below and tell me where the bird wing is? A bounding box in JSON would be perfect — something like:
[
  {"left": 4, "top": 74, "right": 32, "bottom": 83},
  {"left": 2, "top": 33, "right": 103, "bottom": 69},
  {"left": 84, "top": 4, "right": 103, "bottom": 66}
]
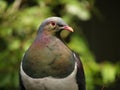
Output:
[{"left": 73, "top": 52, "right": 86, "bottom": 90}]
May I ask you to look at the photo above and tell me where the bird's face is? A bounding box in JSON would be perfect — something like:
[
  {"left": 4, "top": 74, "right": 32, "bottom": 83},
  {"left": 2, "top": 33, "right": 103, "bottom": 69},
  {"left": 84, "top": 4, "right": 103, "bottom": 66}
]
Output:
[{"left": 38, "top": 17, "right": 74, "bottom": 35}]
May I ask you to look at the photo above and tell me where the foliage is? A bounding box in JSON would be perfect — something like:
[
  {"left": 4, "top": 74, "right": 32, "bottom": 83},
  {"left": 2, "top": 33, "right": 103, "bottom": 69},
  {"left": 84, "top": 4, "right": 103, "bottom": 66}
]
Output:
[{"left": 0, "top": 0, "right": 119, "bottom": 90}]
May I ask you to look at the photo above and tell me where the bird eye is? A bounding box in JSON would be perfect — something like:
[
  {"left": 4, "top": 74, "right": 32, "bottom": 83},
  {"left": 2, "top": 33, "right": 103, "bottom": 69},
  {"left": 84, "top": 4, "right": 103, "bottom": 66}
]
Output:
[{"left": 50, "top": 21, "right": 56, "bottom": 26}]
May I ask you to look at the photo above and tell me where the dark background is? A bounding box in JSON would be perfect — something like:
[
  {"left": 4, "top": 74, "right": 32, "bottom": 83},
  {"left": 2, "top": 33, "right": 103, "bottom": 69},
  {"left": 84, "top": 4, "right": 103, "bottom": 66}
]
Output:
[
  {"left": 82, "top": 0, "right": 120, "bottom": 89},
  {"left": 84, "top": 0, "right": 120, "bottom": 62}
]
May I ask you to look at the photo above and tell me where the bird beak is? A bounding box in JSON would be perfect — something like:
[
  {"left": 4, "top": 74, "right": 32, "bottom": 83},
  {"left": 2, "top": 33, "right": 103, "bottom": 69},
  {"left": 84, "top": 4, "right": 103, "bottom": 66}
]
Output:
[{"left": 63, "top": 26, "right": 74, "bottom": 32}]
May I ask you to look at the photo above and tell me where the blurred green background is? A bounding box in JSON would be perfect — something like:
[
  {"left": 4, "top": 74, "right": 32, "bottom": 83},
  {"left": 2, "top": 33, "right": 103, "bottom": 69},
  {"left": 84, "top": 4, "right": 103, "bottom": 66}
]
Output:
[{"left": 0, "top": 0, "right": 120, "bottom": 90}]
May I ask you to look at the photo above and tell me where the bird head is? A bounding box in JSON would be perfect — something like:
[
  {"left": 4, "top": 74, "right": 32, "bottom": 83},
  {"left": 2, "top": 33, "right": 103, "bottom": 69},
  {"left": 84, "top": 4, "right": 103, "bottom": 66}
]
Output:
[{"left": 38, "top": 17, "right": 74, "bottom": 35}]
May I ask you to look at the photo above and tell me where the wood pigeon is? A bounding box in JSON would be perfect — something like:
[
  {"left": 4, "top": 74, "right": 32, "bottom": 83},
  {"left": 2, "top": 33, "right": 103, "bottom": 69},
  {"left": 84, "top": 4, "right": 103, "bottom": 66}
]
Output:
[{"left": 19, "top": 17, "right": 86, "bottom": 90}]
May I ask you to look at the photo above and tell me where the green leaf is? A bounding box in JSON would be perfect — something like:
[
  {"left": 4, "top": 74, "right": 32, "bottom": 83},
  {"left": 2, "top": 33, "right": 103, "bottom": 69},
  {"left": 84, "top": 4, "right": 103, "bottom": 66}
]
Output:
[
  {"left": 0, "top": 0, "right": 7, "bottom": 15},
  {"left": 8, "top": 39, "right": 21, "bottom": 50},
  {"left": 66, "top": 3, "right": 91, "bottom": 20},
  {"left": 101, "top": 62, "right": 117, "bottom": 84}
]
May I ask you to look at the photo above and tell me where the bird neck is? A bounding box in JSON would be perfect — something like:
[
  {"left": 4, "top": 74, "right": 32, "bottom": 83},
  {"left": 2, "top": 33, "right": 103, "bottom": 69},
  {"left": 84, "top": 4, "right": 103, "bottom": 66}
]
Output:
[
  {"left": 35, "top": 31, "right": 52, "bottom": 45},
  {"left": 22, "top": 31, "right": 75, "bottom": 78}
]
